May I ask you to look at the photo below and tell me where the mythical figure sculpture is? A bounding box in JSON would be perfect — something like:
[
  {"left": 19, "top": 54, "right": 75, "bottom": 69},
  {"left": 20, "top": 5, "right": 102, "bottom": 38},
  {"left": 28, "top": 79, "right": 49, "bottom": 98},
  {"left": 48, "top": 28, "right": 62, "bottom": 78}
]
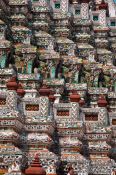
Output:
[
  {"left": 67, "top": 165, "right": 75, "bottom": 175},
  {"left": 98, "top": 69, "right": 106, "bottom": 87},
  {"left": 8, "top": 161, "right": 21, "bottom": 173}
]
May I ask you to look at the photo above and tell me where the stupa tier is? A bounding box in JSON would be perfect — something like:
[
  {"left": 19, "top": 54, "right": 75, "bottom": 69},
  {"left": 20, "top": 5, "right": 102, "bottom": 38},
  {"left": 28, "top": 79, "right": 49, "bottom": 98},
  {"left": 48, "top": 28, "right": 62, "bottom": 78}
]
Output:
[{"left": 0, "top": 0, "right": 116, "bottom": 174}]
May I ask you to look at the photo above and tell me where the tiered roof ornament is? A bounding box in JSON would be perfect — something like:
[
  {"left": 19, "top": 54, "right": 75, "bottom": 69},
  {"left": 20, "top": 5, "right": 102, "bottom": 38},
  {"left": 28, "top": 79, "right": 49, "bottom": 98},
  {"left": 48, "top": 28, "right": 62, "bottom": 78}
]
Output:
[{"left": 25, "top": 154, "right": 46, "bottom": 175}]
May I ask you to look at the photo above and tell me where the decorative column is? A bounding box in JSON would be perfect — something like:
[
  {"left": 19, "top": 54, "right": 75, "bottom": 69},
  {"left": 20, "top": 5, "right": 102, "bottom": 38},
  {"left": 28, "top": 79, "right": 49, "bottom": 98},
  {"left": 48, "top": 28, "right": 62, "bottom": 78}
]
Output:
[
  {"left": 81, "top": 2, "right": 89, "bottom": 19},
  {"left": 61, "top": 0, "right": 69, "bottom": 14},
  {"left": 6, "top": 76, "right": 18, "bottom": 110},
  {"left": 99, "top": 1, "right": 108, "bottom": 27},
  {"left": 39, "top": 85, "right": 50, "bottom": 117},
  {"left": 69, "top": 90, "right": 80, "bottom": 119},
  {"left": 0, "top": 76, "right": 24, "bottom": 171}
]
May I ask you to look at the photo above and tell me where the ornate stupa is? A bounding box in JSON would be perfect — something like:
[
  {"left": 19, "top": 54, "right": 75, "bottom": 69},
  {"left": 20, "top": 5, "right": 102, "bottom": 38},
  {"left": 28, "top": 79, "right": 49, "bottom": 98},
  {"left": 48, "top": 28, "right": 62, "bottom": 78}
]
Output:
[{"left": 0, "top": 0, "right": 116, "bottom": 174}]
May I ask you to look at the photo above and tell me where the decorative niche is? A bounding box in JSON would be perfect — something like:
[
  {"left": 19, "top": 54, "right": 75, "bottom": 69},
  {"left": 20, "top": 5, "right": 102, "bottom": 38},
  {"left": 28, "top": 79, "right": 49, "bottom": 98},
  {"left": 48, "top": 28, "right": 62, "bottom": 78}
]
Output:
[
  {"left": 110, "top": 21, "right": 116, "bottom": 26},
  {"left": 57, "top": 110, "right": 69, "bottom": 116},
  {"left": 54, "top": 2, "right": 61, "bottom": 9},
  {"left": 112, "top": 119, "right": 116, "bottom": 125},
  {"left": 75, "top": 9, "right": 80, "bottom": 15},
  {"left": 0, "top": 98, "right": 6, "bottom": 106},
  {"left": 93, "top": 15, "right": 99, "bottom": 21},
  {"left": 25, "top": 104, "right": 39, "bottom": 111},
  {"left": 85, "top": 114, "right": 98, "bottom": 121}
]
